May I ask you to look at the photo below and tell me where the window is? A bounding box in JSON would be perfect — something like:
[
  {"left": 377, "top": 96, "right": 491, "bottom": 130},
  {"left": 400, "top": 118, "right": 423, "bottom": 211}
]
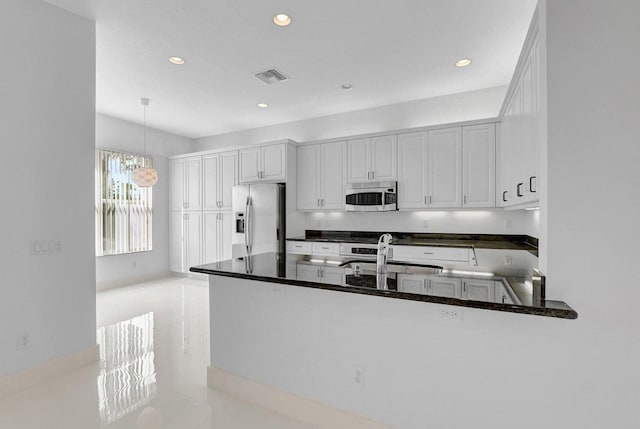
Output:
[{"left": 95, "top": 149, "right": 153, "bottom": 256}]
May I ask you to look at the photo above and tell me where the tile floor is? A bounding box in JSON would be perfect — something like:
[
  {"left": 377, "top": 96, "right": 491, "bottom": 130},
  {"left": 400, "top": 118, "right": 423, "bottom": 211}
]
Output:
[{"left": 0, "top": 277, "right": 315, "bottom": 429}]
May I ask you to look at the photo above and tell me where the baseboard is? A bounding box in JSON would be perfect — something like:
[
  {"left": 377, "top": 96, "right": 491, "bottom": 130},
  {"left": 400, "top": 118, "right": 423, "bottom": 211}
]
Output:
[
  {"left": 96, "top": 271, "right": 173, "bottom": 291},
  {"left": 0, "top": 344, "right": 100, "bottom": 400},
  {"left": 207, "top": 366, "right": 394, "bottom": 429}
]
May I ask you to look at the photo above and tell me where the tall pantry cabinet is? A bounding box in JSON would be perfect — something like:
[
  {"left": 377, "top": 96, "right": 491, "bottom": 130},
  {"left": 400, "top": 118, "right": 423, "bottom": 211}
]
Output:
[{"left": 170, "top": 151, "right": 237, "bottom": 273}]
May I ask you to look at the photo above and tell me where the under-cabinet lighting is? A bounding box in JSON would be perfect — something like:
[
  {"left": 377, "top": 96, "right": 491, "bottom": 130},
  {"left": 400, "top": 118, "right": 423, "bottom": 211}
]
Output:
[
  {"left": 443, "top": 269, "right": 494, "bottom": 277},
  {"left": 325, "top": 260, "right": 342, "bottom": 265},
  {"left": 525, "top": 207, "right": 540, "bottom": 211},
  {"left": 309, "top": 259, "right": 325, "bottom": 264}
]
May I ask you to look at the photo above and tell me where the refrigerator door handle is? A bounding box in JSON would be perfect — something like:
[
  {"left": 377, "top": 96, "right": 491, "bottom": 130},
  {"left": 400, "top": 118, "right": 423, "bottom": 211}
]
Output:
[{"left": 245, "top": 197, "right": 253, "bottom": 255}]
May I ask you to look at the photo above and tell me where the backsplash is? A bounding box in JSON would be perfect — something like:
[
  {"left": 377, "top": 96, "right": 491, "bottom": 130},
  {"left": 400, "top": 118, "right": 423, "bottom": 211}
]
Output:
[{"left": 305, "top": 209, "right": 539, "bottom": 237}]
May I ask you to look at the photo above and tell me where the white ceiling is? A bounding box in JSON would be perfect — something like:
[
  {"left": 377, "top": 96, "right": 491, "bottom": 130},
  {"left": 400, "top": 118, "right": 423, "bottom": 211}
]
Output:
[{"left": 44, "top": 0, "right": 537, "bottom": 139}]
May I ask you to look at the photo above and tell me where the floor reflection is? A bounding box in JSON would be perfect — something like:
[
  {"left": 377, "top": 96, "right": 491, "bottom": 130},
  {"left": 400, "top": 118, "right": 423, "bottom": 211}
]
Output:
[{"left": 96, "top": 312, "right": 157, "bottom": 426}]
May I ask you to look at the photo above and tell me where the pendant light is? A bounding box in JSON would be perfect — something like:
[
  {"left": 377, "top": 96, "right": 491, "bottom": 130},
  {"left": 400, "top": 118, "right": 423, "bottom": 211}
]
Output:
[{"left": 132, "top": 98, "right": 159, "bottom": 187}]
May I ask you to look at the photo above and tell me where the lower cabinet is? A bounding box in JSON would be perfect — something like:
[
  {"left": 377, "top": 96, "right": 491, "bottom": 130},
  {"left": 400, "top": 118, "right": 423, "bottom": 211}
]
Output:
[
  {"left": 397, "top": 275, "right": 461, "bottom": 298},
  {"left": 170, "top": 210, "right": 232, "bottom": 273},
  {"left": 398, "top": 274, "right": 498, "bottom": 302},
  {"left": 203, "top": 211, "right": 232, "bottom": 264},
  {"left": 170, "top": 211, "right": 203, "bottom": 273},
  {"left": 296, "top": 264, "right": 345, "bottom": 285}
]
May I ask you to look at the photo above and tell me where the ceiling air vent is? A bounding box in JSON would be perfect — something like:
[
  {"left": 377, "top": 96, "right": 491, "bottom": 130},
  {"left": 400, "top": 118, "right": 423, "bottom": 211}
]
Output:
[{"left": 254, "top": 68, "right": 289, "bottom": 85}]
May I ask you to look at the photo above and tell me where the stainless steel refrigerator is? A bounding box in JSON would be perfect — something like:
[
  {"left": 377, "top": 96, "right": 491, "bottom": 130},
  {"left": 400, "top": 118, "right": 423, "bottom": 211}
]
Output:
[{"left": 231, "top": 183, "right": 285, "bottom": 258}]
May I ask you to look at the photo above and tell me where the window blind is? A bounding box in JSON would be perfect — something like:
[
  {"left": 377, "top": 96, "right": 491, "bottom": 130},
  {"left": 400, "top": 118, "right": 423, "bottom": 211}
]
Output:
[{"left": 95, "top": 149, "right": 153, "bottom": 256}]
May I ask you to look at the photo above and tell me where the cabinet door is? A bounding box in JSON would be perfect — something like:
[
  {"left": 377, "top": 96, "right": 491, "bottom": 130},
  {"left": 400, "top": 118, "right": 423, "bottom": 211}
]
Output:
[
  {"left": 428, "top": 277, "right": 462, "bottom": 298},
  {"left": 262, "top": 143, "right": 286, "bottom": 181},
  {"left": 398, "top": 132, "right": 428, "bottom": 209},
  {"left": 202, "top": 211, "right": 219, "bottom": 264},
  {"left": 219, "top": 151, "right": 237, "bottom": 210},
  {"left": 297, "top": 145, "right": 320, "bottom": 210},
  {"left": 462, "top": 279, "right": 495, "bottom": 302},
  {"left": 428, "top": 128, "right": 462, "bottom": 208},
  {"left": 297, "top": 264, "right": 320, "bottom": 282},
  {"left": 321, "top": 267, "right": 345, "bottom": 285},
  {"left": 185, "top": 156, "right": 203, "bottom": 211},
  {"left": 169, "top": 212, "right": 185, "bottom": 272},
  {"left": 463, "top": 124, "right": 496, "bottom": 208},
  {"left": 398, "top": 275, "right": 427, "bottom": 294},
  {"left": 347, "top": 138, "right": 371, "bottom": 183},
  {"left": 219, "top": 211, "right": 233, "bottom": 261},
  {"left": 320, "top": 141, "right": 346, "bottom": 209},
  {"left": 239, "top": 147, "right": 261, "bottom": 183},
  {"left": 371, "top": 135, "right": 397, "bottom": 181},
  {"left": 185, "top": 212, "right": 202, "bottom": 269},
  {"left": 521, "top": 36, "right": 540, "bottom": 203},
  {"left": 203, "top": 154, "right": 220, "bottom": 210},
  {"left": 170, "top": 159, "right": 185, "bottom": 211}
]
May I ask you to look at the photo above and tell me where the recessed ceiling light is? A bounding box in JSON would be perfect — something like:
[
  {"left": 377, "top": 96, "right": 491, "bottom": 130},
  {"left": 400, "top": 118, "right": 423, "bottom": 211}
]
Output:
[
  {"left": 273, "top": 13, "right": 292, "bottom": 27},
  {"left": 341, "top": 83, "right": 353, "bottom": 91},
  {"left": 169, "top": 56, "right": 185, "bottom": 65},
  {"left": 257, "top": 103, "right": 269, "bottom": 108},
  {"left": 455, "top": 58, "right": 472, "bottom": 67}
]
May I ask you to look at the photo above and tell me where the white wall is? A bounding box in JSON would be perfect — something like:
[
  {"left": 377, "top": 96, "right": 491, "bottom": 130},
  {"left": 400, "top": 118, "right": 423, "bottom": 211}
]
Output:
[
  {"left": 95, "top": 114, "right": 195, "bottom": 290},
  {"left": 305, "top": 210, "right": 538, "bottom": 237},
  {"left": 194, "top": 86, "right": 507, "bottom": 152},
  {"left": 0, "top": 0, "right": 96, "bottom": 376},
  {"left": 209, "top": 2, "right": 639, "bottom": 427}
]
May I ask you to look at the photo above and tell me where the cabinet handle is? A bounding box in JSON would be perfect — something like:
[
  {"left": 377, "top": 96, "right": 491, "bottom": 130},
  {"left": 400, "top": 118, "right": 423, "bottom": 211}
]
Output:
[
  {"left": 429, "top": 196, "right": 432, "bottom": 205},
  {"left": 367, "top": 172, "right": 371, "bottom": 180},
  {"left": 529, "top": 176, "right": 537, "bottom": 193},
  {"left": 517, "top": 183, "right": 524, "bottom": 197},
  {"left": 464, "top": 195, "right": 467, "bottom": 205},
  {"left": 372, "top": 171, "right": 375, "bottom": 179},
  {"left": 502, "top": 191, "right": 508, "bottom": 202},
  {"left": 424, "top": 196, "right": 427, "bottom": 205},
  {"left": 317, "top": 199, "right": 321, "bottom": 207},
  {"left": 502, "top": 295, "right": 506, "bottom": 304},
  {"left": 320, "top": 198, "right": 324, "bottom": 207}
]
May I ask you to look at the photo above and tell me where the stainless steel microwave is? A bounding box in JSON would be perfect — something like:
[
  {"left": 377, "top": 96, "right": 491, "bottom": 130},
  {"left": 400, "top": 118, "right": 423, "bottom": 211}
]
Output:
[{"left": 345, "top": 181, "right": 397, "bottom": 212}]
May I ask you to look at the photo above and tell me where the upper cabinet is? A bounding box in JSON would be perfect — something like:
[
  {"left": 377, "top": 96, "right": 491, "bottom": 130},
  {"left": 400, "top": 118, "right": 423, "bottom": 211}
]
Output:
[
  {"left": 297, "top": 141, "right": 346, "bottom": 210},
  {"left": 428, "top": 127, "right": 462, "bottom": 208},
  {"left": 170, "top": 156, "right": 202, "bottom": 212},
  {"left": 462, "top": 124, "right": 496, "bottom": 208},
  {"left": 204, "top": 151, "right": 237, "bottom": 211},
  {"left": 239, "top": 143, "right": 286, "bottom": 183},
  {"left": 499, "top": 30, "right": 541, "bottom": 208},
  {"left": 347, "top": 135, "right": 397, "bottom": 183},
  {"left": 397, "top": 132, "right": 428, "bottom": 209}
]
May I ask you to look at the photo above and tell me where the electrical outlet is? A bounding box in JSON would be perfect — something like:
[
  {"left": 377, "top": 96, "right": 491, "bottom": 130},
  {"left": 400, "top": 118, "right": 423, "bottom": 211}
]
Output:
[
  {"left": 132, "top": 259, "right": 137, "bottom": 268},
  {"left": 30, "top": 240, "right": 62, "bottom": 255},
  {"left": 504, "top": 220, "right": 513, "bottom": 230},
  {"left": 271, "top": 284, "right": 285, "bottom": 296},
  {"left": 504, "top": 255, "right": 513, "bottom": 266},
  {"left": 422, "top": 218, "right": 429, "bottom": 228},
  {"left": 441, "top": 308, "right": 460, "bottom": 319},
  {"left": 17, "top": 333, "right": 30, "bottom": 350},
  {"left": 352, "top": 366, "right": 365, "bottom": 387}
]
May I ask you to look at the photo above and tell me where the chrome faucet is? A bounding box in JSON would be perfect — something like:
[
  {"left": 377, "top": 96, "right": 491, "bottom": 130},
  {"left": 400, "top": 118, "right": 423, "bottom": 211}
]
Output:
[{"left": 376, "top": 233, "right": 393, "bottom": 290}]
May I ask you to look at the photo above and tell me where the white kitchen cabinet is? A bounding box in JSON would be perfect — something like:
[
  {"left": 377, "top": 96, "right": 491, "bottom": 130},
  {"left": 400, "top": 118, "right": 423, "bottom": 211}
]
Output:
[
  {"left": 499, "top": 32, "right": 540, "bottom": 207},
  {"left": 397, "top": 132, "right": 428, "bottom": 209},
  {"left": 170, "top": 211, "right": 203, "bottom": 274},
  {"left": 204, "top": 151, "right": 237, "bottom": 211},
  {"left": 311, "top": 242, "right": 340, "bottom": 256},
  {"left": 392, "top": 245, "right": 471, "bottom": 264},
  {"left": 297, "top": 141, "right": 346, "bottom": 210},
  {"left": 296, "top": 264, "right": 344, "bottom": 285},
  {"left": 462, "top": 279, "right": 495, "bottom": 302},
  {"left": 428, "top": 277, "right": 462, "bottom": 298},
  {"left": 462, "top": 124, "right": 496, "bottom": 208},
  {"left": 347, "top": 135, "right": 397, "bottom": 183},
  {"left": 170, "top": 156, "right": 202, "bottom": 211},
  {"left": 428, "top": 127, "right": 462, "bottom": 208},
  {"left": 286, "top": 241, "right": 313, "bottom": 254},
  {"left": 397, "top": 275, "right": 461, "bottom": 298},
  {"left": 397, "top": 275, "right": 427, "bottom": 294},
  {"left": 239, "top": 143, "right": 286, "bottom": 183},
  {"left": 203, "top": 211, "right": 233, "bottom": 264}
]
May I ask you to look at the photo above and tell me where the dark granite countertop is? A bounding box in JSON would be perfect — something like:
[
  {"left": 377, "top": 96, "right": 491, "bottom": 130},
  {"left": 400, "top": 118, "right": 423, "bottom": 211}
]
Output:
[
  {"left": 190, "top": 252, "right": 577, "bottom": 320},
  {"left": 287, "top": 231, "right": 539, "bottom": 255}
]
